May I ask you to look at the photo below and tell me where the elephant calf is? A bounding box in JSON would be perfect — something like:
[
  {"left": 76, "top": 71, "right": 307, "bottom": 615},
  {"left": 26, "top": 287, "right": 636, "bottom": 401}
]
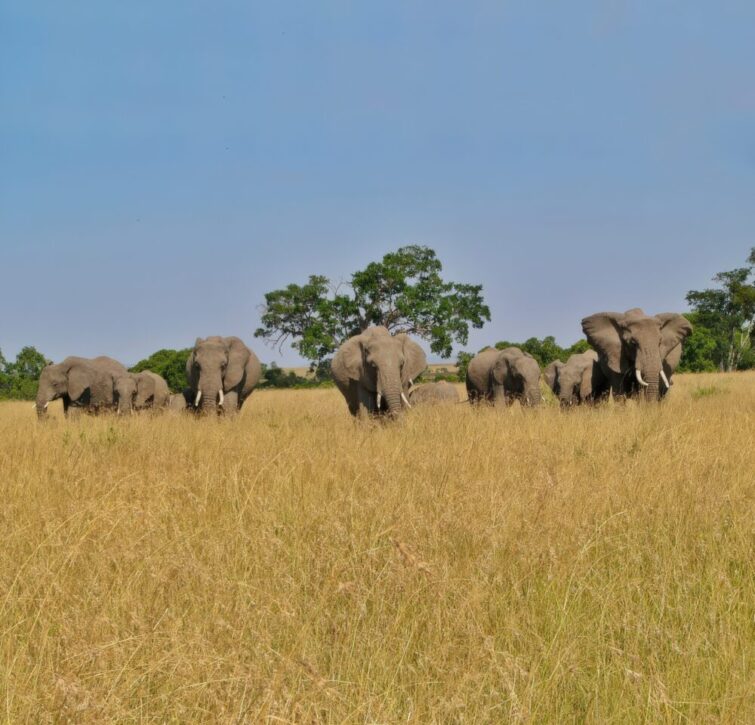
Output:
[
  {"left": 466, "top": 347, "right": 542, "bottom": 407},
  {"left": 408, "top": 381, "right": 459, "bottom": 405},
  {"left": 114, "top": 371, "right": 171, "bottom": 413},
  {"left": 543, "top": 350, "right": 607, "bottom": 407}
]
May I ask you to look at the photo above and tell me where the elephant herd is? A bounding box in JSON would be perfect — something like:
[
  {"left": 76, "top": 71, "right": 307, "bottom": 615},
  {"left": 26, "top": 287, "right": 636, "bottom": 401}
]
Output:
[
  {"left": 35, "top": 336, "right": 261, "bottom": 419},
  {"left": 34, "top": 308, "right": 692, "bottom": 420}
]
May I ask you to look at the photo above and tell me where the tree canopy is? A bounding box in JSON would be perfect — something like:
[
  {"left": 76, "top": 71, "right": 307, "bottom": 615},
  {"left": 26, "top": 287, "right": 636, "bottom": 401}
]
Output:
[
  {"left": 0, "top": 346, "right": 50, "bottom": 400},
  {"left": 255, "top": 246, "right": 491, "bottom": 363},
  {"left": 130, "top": 348, "right": 192, "bottom": 393},
  {"left": 683, "top": 248, "right": 755, "bottom": 371}
]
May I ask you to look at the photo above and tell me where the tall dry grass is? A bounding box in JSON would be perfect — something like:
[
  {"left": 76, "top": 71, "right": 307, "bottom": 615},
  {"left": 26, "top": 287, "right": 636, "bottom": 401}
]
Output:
[{"left": 0, "top": 372, "right": 753, "bottom": 722}]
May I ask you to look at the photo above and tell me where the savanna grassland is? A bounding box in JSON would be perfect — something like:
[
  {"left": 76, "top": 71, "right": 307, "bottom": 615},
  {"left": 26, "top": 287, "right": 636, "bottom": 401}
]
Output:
[{"left": 1, "top": 373, "right": 753, "bottom": 722}]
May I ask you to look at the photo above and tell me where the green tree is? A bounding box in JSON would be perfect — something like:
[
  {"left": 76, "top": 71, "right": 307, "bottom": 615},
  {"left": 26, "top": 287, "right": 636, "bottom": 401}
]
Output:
[
  {"left": 494, "top": 336, "right": 589, "bottom": 367},
  {"left": 0, "top": 346, "right": 50, "bottom": 399},
  {"left": 454, "top": 351, "right": 474, "bottom": 383},
  {"left": 255, "top": 246, "right": 490, "bottom": 363},
  {"left": 130, "top": 348, "right": 192, "bottom": 392},
  {"left": 685, "top": 248, "right": 755, "bottom": 371},
  {"left": 678, "top": 313, "right": 718, "bottom": 372}
]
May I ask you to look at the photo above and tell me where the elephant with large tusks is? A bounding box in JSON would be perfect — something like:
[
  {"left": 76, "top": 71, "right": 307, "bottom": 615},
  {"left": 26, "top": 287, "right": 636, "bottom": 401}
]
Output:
[
  {"left": 408, "top": 380, "right": 459, "bottom": 405},
  {"left": 113, "top": 371, "right": 171, "bottom": 414},
  {"left": 186, "top": 336, "right": 262, "bottom": 415},
  {"left": 331, "top": 326, "right": 427, "bottom": 417},
  {"left": 36, "top": 355, "right": 128, "bottom": 418},
  {"left": 581, "top": 308, "right": 692, "bottom": 401},
  {"left": 466, "top": 347, "right": 542, "bottom": 407},
  {"left": 543, "top": 349, "right": 607, "bottom": 407}
]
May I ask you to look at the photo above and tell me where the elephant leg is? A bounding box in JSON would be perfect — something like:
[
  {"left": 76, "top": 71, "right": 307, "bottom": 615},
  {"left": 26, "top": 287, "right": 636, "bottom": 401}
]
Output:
[{"left": 222, "top": 390, "right": 239, "bottom": 414}]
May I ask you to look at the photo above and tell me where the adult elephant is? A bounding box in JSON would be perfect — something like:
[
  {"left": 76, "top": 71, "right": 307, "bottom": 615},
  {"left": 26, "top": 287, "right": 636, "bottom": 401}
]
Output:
[
  {"left": 581, "top": 308, "right": 692, "bottom": 401},
  {"left": 544, "top": 350, "right": 607, "bottom": 407},
  {"left": 113, "top": 371, "right": 171, "bottom": 413},
  {"left": 408, "top": 380, "right": 459, "bottom": 405},
  {"left": 186, "top": 336, "right": 262, "bottom": 415},
  {"left": 331, "top": 326, "right": 426, "bottom": 417},
  {"left": 36, "top": 356, "right": 127, "bottom": 418},
  {"left": 466, "top": 347, "right": 542, "bottom": 407}
]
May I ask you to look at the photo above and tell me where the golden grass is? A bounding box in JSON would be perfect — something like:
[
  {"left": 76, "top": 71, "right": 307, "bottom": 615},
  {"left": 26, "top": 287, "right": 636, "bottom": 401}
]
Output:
[{"left": 1, "top": 372, "right": 753, "bottom": 722}]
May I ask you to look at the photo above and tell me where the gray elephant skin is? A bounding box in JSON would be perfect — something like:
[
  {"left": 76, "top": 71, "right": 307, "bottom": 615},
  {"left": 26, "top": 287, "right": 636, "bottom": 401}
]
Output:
[
  {"left": 408, "top": 381, "right": 459, "bottom": 405},
  {"left": 466, "top": 347, "right": 542, "bottom": 407},
  {"left": 581, "top": 308, "right": 692, "bottom": 401},
  {"left": 331, "top": 326, "right": 427, "bottom": 416},
  {"left": 186, "top": 336, "right": 262, "bottom": 415},
  {"left": 544, "top": 350, "right": 606, "bottom": 407},
  {"left": 36, "top": 355, "right": 127, "bottom": 418},
  {"left": 113, "top": 371, "right": 171, "bottom": 414}
]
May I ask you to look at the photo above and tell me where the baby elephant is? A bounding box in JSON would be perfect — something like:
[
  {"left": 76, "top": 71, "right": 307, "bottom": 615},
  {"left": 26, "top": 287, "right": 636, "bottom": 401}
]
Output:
[
  {"left": 543, "top": 350, "right": 606, "bottom": 407},
  {"left": 466, "top": 347, "right": 542, "bottom": 407},
  {"left": 113, "top": 371, "right": 171, "bottom": 414},
  {"left": 408, "top": 381, "right": 459, "bottom": 405}
]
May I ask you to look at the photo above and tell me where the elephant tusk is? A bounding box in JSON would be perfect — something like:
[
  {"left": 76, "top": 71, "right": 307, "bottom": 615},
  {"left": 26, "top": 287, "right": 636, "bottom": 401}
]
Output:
[
  {"left": 218, "top": 389, "right": 224, "bottom": 406},
  {"left": 376, "top": 390, "right": 382, "bottom": 410},
  {"left": 635, "top": 369, "right": 649, "bottom": 387},
  {"left": 660, "top": 370, "right": 670, "bottom": 389},
  {"left": 194, "top": 390, "right": 202, "bottom": 407},
  {"left": 44, "top": 402, "right": 49, "bottom": 410},
  {"left": 401, "top": 392, "right": 412, "bottom": 408}
]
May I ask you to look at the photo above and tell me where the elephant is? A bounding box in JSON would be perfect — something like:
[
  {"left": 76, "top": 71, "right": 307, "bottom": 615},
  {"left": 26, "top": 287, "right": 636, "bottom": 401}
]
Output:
[
  {"left": 113, "top": 371, "right": 171, "bottom": 413},
  {"left": 543, "top": 349, "right": 607, "bottom": 407},
  {"left": 186, "top": 336, "right": 262, "bottom": 415},
  {"left": 581, "top": 308, "right": 692, "bottom": 401},
  {"left": 168, "top": 391, "right": 192, "bottom": 412},
  {"left": 331, "top": 326, "right": 427, "bottom": 417},
  {"left": 408, "top": 380, "right": 459, "bottom": 405},
  {"left": 466, "top": 347, "right": 542, "bottom": 407},
  {"left": 36, "top": 355, "right": 128, "bottom": 418}
]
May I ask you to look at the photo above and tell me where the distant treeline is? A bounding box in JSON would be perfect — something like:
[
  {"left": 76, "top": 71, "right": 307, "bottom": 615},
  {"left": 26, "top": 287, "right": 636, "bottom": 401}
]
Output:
[{"left": 2, "top": 247, "right": 752, "bottom": 400}]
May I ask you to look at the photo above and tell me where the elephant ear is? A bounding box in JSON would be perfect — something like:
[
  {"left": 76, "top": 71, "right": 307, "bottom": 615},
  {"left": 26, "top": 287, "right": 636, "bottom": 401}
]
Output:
[
  {"left": 656, "top": 313, "right": 693, "bottom": 359},
  {"left": 543, "top": 360, "right": 563, "bottom": 392},
  {"left": 581, "top": 312, "right": 625, "bottom": 374},
  {"left": 398, "top": 334, "right": 427, "bottom": 386},
  {"left": 335, "top": 334, "right": 365, "bottom": 381},
  {"left": 67, "top": 364, "right": 90, "bottom": 402},
  {"left": 579, "top": 362, "right": 595, "bottom": 401},
  {"left": 223, "top": 337, "right": 250, "bottom": 390}
]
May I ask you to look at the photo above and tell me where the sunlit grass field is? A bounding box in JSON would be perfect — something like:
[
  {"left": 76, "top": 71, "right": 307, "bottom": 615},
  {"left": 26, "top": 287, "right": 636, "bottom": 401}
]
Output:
[{"left": 1, "top": 372, "right": 753, "bottom": 722}]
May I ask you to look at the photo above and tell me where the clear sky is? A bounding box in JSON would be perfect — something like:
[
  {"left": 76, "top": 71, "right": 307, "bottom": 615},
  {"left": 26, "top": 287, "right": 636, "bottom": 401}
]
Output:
[{"left": 2, "top": 1, "right": 753, "bottom": 366}]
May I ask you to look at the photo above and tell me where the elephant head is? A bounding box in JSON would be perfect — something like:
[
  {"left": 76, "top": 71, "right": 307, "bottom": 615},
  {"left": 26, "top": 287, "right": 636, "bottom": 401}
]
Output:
[
  {"left": 186, "top": 336, "right": 254, "bottom": 414},
  {"left": 333, "top": 326, "right": 427, "bottom": 415},
  {"left": 547, "top": 350, "right": 600, "bottom": 407},
  {"left": 36, "top": 361, "right": 76, "bottom": 418},
  {"left": 113, "top": 374, "right": 138, "bottom": 414},
  {"left": 133, "top": 371, "right": 170, "bottom": 410},
  {"left": 582, "top": 309, "right": 692, "bottom": 401},
  {"left": 493, "top": 348, "right": 542, "bottom": 406}
]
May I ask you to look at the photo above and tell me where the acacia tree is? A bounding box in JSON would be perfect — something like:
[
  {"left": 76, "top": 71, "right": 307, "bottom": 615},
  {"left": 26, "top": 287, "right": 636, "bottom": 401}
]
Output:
[
  {"left": 685, "top": 248, "right": 755, "bottom": 371},
  {"left": 255, "top": 246, "right": 490, "bottom": 363}
]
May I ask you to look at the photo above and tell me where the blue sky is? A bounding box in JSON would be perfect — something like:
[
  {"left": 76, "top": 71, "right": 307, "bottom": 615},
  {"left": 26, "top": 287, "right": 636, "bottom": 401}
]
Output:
[{"left": 2, "top": 1, "right": 753, "bottom": 366}]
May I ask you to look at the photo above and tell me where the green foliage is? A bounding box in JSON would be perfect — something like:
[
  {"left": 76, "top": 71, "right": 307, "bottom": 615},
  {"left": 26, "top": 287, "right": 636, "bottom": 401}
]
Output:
[
  {"left": 130, "top": 348, "right": 191, "bottom": 393},
  {"left": 494, "top": 336, "right": 590, "bottom": 368},
  {"left": 255, "top": 245, "right": 491, "bottom": 363},
  {"left": 678, "top": 313, "right": 718, "bottom": 372},
  {"left": 685, "top": 247, "right": 755, "bottom": 371},
  {"left": 454, "top": 351, "right": 474, "bottom": 383},
  {"left": 259, "top": 363, "right": 329, "bottom": 389},
  {"left": 0, "top": 346, "right": 50, "bottom": 399}
]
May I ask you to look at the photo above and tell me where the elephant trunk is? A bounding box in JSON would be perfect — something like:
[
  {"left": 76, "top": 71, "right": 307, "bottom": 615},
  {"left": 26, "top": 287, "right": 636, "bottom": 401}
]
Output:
[
  {"left": 378, "top": 370, "right": 403, "bottom": 415},
  {"left": 198, "top": 375, "right": 224, "bottom": 414},
  {"left": 637, "top": 352, "right": 661, "bottom": 402},
  {"left": 524, "top": 382, "right": 542, "bottom": 407},
  {"left": 35, "top": 381, "right": 52, "bottom": 419}
]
